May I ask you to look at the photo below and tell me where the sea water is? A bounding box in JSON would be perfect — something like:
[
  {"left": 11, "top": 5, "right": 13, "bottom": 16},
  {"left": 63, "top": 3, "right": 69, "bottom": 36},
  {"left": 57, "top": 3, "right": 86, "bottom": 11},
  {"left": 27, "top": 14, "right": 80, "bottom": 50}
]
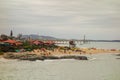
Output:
[
  {"left": 0, "top": 53, "right": 120, "bottom": 80},
  {"left": 57, "top": 42, "right": 120, "bottom": 50}
]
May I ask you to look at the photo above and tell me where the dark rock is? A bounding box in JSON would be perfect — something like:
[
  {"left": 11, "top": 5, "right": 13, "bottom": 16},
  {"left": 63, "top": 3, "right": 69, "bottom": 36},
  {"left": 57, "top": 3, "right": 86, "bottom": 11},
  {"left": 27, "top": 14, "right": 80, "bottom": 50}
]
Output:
[
  {"left": 60, "top": 56, "right": 88, "bottom": 60},
  {"left": 116, "top": 54, "right": 120, "bottom": 56},
  {"left": 74, "top": 56, "right": 88, "bottom": 60},
  {"left": 60, "top": 56, "right": 75, "bottom": 59},
  {"left": 42, "top": 56, "right": 60, "bottom": 59}
]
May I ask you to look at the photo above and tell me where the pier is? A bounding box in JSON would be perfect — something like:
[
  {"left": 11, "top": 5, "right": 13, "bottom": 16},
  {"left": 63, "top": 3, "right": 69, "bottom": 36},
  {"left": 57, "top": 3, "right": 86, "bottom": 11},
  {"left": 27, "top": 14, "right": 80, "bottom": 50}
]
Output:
[{"left": 41, "top": 39, "right": 90, "bottom": 45}]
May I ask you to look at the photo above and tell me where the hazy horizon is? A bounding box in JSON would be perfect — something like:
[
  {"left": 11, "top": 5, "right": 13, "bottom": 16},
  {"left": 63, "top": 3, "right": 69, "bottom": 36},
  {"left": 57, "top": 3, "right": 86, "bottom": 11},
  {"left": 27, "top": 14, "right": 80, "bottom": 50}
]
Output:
[{"left": 0, "top": 0, "right": 120, "bottom": 40}]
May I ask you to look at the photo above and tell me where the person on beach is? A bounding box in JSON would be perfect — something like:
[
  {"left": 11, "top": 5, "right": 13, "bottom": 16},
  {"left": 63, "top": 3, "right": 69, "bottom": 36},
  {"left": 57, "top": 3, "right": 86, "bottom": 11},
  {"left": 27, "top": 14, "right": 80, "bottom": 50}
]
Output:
[{"left": 69, "top": 40, "right": 76, "bottom": 48}]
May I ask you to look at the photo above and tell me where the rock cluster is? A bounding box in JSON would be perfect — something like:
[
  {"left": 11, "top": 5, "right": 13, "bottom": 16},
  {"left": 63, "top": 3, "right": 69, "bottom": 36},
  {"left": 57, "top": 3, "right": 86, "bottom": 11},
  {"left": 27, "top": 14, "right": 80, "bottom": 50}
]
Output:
[{"left": 3, "top": 52, "right": 88, "bottom": 61}]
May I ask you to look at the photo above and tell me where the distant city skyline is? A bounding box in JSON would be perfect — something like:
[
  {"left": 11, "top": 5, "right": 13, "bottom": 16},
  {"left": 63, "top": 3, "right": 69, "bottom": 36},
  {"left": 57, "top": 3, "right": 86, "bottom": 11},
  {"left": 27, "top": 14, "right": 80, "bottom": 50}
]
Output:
[{"left": 0, "top": 0, "right": 120, "bottom": 40}]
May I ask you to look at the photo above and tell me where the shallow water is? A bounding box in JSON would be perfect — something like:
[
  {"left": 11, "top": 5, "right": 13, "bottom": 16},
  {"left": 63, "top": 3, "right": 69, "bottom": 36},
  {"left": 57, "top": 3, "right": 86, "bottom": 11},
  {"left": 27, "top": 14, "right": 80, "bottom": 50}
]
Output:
[{"left": 0, "top": 53, "right": 120, "bottom": 80}]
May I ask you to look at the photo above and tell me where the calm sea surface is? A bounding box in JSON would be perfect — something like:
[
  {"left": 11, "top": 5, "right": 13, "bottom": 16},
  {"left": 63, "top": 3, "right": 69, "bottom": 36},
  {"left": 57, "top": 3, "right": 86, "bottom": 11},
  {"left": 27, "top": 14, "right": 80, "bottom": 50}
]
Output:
[
  {"left": 0, "top": 54, "right": 120, "bottom": 80},
  {"left": 0, "top": 42, "right": 120, "bottom": 80}
]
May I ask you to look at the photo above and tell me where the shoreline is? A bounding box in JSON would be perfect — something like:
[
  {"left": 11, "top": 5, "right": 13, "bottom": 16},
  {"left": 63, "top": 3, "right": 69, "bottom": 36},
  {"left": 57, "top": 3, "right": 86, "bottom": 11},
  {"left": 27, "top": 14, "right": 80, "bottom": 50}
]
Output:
[
  {"left": 0, "top": 47, "right": 120, "bottom": 61},
  {"left": 2, "top": 52, "right": 88, "bottom": 61},
  {"left": 0, "top": 52, "right": 120, "bottom": 61}
]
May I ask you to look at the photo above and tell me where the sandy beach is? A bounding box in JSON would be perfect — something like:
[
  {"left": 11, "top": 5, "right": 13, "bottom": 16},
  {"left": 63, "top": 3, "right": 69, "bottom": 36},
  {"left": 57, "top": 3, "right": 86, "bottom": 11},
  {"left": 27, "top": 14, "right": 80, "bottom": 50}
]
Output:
[{"left": 30, "top": 47, "right": 120, "bottom": 55}]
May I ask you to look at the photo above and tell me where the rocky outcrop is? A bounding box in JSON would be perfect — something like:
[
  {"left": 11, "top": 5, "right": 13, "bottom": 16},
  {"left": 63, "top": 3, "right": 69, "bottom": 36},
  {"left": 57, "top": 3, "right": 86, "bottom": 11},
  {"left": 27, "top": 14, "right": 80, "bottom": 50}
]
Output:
[
  {"left": 116, "top": 54, "right": 120, "bottom": 56},
  {"left": 60, "top": 56, "right": 88, "bottom": 60},
  {"left": 3, "top": 53, "right": 88, "bottom": 61}
]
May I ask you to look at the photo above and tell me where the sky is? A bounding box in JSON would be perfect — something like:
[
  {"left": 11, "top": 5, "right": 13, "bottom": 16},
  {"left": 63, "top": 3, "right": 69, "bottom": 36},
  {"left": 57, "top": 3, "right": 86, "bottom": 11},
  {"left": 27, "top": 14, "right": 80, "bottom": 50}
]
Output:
[{"left": 0, "top": 0, "right": 120, "bottom": 40}]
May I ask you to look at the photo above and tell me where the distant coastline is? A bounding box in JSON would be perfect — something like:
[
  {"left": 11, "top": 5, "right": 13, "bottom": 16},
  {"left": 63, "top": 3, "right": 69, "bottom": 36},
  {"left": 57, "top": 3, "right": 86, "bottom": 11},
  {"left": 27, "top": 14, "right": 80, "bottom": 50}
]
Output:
[
  {"left": 89, "top": 40, "right": 120, "bottom": 42},
  {"left": 21, "top": 34, "right": 120, "bottom": 42}
]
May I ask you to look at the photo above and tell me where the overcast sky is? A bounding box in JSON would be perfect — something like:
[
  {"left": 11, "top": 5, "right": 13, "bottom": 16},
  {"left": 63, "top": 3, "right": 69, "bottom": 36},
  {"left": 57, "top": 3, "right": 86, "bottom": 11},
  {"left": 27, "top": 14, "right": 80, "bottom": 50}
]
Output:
[{"left": 0, "top": 0, "right": 120, "bottom": 40}]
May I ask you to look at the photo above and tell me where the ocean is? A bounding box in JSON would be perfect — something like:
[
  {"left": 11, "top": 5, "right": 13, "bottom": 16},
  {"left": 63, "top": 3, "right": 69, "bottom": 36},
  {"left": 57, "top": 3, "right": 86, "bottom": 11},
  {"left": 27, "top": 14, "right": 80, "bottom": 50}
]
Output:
[
  {"left": 0, "top": 53, "right": 120, "bottom": 80},
  {"left": 57, "top": 42, "right": 120, "bottom": 50}
]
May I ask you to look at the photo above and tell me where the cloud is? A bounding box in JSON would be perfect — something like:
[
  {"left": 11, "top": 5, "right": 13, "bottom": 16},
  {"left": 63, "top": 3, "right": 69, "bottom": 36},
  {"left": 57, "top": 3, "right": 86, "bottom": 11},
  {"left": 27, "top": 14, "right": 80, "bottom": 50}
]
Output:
[{"left": 0, "top": 0, "right": 120, "bottom": 39}]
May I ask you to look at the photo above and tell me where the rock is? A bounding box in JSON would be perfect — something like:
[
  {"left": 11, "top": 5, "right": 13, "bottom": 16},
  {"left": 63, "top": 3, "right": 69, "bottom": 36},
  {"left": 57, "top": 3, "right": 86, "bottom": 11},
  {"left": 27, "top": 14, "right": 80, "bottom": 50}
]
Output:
[
  {"left": 116, "top": 54, "right": 120, "bottom": 56},
  {"left": 41, "top": 56, "right": 60, "bottom": 60},
  {"left": 60, "top": 56, "right": 88, "bottom": 60},
  {"left": 74, "top": 56, "right": 88, "bottom": 60},
  {"left": 3, "top": 53, "right": 88, "bottom": 61},
  {"left": 3, "top": 53, "right": 17, "bottom": 59}
]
